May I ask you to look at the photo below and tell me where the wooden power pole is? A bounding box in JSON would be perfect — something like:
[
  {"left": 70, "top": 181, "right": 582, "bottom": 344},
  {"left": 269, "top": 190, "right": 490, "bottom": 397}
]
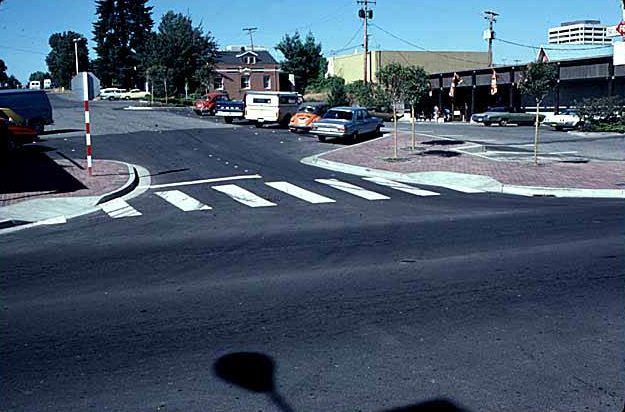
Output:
[
  {"left": 484, "top": 10, "right": 498, "bottom": 68},
  {"left": 358, "top": 0, "right": 375, "bottom": 84}
]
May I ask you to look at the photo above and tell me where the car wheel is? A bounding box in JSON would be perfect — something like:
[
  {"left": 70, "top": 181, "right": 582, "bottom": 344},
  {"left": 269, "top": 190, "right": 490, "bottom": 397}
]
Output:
[
  {"left": 554, "top": 125, "right": 563, "bottom": 131},
  {"left": 2, "top": 134, "right": 18, "bottom": 155},
  {"left": 124, "top": 96, "right": 130, "bottom": 100},
  {"left": 255, "top": 122, "right": 263, "bottom": 128},
  {"left": 483, "top": 121, "right": 492, "bottom": 127},
  {"left": 317, "top": 135, "right": 326, "bottom": 142},
  {"left": 374, "top": 125, "right": 382, "bottom": 136},
  {"left": 498, "top": 119, "right": 508, "bottom": 127},
  {"left": 224, "top": 117, "right": 233, "bottom": 124}
]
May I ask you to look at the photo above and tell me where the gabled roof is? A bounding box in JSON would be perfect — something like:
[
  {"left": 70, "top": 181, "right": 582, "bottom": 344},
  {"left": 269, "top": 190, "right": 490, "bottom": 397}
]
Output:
[{"left": 216, "top": 50, "right": 278, "bottom": 65}]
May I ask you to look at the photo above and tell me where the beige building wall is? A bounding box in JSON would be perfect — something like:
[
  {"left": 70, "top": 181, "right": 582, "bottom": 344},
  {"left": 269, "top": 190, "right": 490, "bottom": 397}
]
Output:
[{"left": 328, "top": 50, "right": 490, "bottom": 83}]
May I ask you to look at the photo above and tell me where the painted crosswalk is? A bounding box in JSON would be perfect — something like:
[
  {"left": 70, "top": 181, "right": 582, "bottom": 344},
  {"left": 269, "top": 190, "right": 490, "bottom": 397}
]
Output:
[
  {"left": 315, "top": 178, "right": 390, "bottom": 200},
  {"left": 100, "top": 198, "right": 142, "bottom": 218},
  {"left": 96, "top": 176, "right": 480, "bottom": 221},
  {"left": 265, "top": 181, "right": 335, "bottom": 204},
  {"left": 363, "top": 177, "right": 440, "bottom": 197},
  {"left": 155, "top": 190, "right": 212, "bottom": 211},
  {"left": 212, "top": 184, "right": 277, "bottom": 207}
]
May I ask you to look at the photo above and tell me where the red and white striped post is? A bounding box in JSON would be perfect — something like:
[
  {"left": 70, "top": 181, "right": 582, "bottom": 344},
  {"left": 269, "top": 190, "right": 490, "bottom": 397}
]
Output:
[{"left": 82, "top": 71, "right": 93, "bottom": 176}]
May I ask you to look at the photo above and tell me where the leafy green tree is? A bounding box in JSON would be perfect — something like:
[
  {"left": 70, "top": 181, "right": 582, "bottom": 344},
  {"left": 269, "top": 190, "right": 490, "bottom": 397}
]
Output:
[
  {"left": 402, "top": 65, "right": 430, "bottom": 150},
  {"left": 29, "top": 71, "right": 50, "bottom": 82},
  {"left": 275, "top": 31, "right": 323, "bottom": 93},
  {"left": 0, "top": 59, "right": 8, "bottom": 85},
  {"left": 345, "top": 80, "right": 375, "bottom": 108},
  {"left": 519, "top": 62, "right": 558, "bottom": 164},
  {"left": 143, "top": 11, "right": 217, "bottom": 96},
  {"left": 46, "top": 31, "right": 89, "bottom": 88},
  {"left": 327, "top": 80, "right": 349, "bottom": 107},
  {"left": 93, "top": 0, "right": 154, "bottom": 88},
  {"left": 377, "top": 63, "right": 408, "bottom": 158}
]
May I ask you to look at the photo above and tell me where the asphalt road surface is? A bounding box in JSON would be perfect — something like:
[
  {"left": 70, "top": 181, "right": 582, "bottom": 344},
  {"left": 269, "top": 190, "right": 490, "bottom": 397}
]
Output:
[{"left": 2, "top": 95, "right": 624, "bottom": 412}]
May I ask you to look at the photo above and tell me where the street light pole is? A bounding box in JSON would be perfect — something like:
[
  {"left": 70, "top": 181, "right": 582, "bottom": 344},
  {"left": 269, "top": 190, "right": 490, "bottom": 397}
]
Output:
[{"left": 73, "top": 38, "right": 81, "bottom": 76}]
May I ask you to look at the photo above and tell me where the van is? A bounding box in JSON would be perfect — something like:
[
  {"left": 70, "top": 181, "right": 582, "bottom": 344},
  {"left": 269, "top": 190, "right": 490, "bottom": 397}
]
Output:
[
  {"left": 28, "top": 80, "right": 41, "bottom": 90},
  {"left": 244, "top": 91, "right": 300, "bottom": 127},
  {"left": 0, "top": 89, "right": 53, "bottom": 134}
]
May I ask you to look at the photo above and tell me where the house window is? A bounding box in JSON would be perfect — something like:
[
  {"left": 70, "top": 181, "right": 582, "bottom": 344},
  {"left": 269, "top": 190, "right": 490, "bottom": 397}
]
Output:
[
  {"left": 241, "top": 75, "right": 250, "bottom": 89},
  {"left": 244, "top": 56, "right": 256, "bottom": 65},
  {"left": 263, "top": 75, "right": 271, "bottom": 89},
  {"left": 214, "top": 76, "right": 224, "bottom": 90}
]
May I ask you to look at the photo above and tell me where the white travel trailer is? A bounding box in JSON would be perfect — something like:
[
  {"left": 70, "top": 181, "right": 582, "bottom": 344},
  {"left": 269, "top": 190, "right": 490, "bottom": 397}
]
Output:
[{"left": 244, "top": 91, "right": 301, "bottom": 128}]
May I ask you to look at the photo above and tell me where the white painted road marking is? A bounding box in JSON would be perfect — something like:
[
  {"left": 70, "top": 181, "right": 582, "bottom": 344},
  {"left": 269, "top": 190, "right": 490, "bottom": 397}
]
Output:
[
  {"left": 363, "top": 177, "right": 440, "bottom": 197},
  {"left": 155, "top": 190, "right": 212, "bottom": 211},
  {"left": 212, "top": 184, "right": 277, "bottom": 207},
  {"left": 100, "top": 198, "right": 142, "bottom": 218},
  {"left": 315, "top": 179, "right": 390, "bottom": 200},
  {"left": 148, "top": 174, "right": 262, "bottom": 190},
  {"left": 265, "top": 181, "right": 335, "bottom": 204}
]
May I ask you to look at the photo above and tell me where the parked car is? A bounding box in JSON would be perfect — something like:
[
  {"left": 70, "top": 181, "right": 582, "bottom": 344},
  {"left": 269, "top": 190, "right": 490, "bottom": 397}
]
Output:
[
  {"left": 311, "top": 107, "right": 383, "bottom": 142},
  {"left": 471, "top": 106, "right": 545, "bottom": 127},
  {"left": 244, "top": 91, "right": 300, "bottom": 128},
  {"left": 288, "top": 102, "right": 328, "bottom": 133},
  {"left": 0, "top": 108, "right": 38, "bottom": 155},
  {"left": 100, "top": 87, "right": 125, "bottom": 100},
  {"left": 0, "top": 89, "right": 53, "bottom": 135},
  {"left": 120, "top": 89, "right": 151, "bottom": 100},
  {"left": 215, "top": 99, "right": 245, "bottom": 123},
  {"left": 542, "top": 109, "right": 582, "bottom": 131},
  {"left": 194, "top": 92, "right": 229, "bottom": 116}
]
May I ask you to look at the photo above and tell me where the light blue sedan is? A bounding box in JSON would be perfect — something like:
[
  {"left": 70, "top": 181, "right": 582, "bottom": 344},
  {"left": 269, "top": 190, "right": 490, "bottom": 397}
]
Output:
[{"left": 311, "top": 107, "right": 383, "bottom": 142}]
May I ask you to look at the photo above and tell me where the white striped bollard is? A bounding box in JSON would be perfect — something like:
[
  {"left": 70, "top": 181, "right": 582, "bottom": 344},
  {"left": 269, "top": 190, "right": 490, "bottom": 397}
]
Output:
[{"left": 82, "top": 71, "right": 93, "bottom": 176}]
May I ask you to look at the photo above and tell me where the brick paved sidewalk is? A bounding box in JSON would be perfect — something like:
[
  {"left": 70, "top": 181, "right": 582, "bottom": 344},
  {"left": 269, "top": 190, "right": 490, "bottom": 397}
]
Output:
[
  {"left": 0, "top": 153, "right": 130, "bottom": 207},
  {"left": 320, "top": 131, "right": 625, "bottom": 190}
]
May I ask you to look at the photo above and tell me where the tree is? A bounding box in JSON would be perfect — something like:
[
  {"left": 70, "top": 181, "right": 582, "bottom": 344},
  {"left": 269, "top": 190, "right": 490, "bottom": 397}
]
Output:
[
  {"left": 327, "top": 80, "right": 349, "bottom": 107},
  {"left": 46, "top": 31, "right": 89, "bottom": 88},
  {"left": 275, "top": 31, "right": 323, "bottom": 93},
  {"left": 345, "top": 80, "right": 375, "bottom": 108},
  {"left": 93, "top": 0, "right": 154, "bottom": 88},
  {"left": 29, "top": 71, "right": 50, "bottom": 82},
  {"left": 0, "top": 59, "right": 7, "bottom": 86},
  {"left": 143, "top": 11, "right": 217, "bottom": 97},
  {"left": 519, "top": 62, "right": 558, "bottom": 164},
  {"left": 402, "top": 65, "right": 430, "bottom": 150},
  {"left": 377, "top": 63, "right": 408, "bottom": 159}
]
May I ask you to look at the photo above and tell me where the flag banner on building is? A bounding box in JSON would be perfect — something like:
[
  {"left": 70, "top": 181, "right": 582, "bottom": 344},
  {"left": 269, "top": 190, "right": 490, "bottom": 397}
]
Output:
[
  {"left": 490, "top": 69, "right": 498, "bottom": 95},
  {"left": 449, "top": 73, "right": 463, "bottom": 98}
]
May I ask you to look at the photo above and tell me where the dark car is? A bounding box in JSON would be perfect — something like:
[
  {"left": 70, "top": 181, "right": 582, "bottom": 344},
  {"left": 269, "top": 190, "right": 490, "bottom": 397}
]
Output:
[
  {"left": 471, "top": 106, "right": 545, "bottom": 127},
  {"left": 0, "top": 89, "right": 53, "bottom": 135}
]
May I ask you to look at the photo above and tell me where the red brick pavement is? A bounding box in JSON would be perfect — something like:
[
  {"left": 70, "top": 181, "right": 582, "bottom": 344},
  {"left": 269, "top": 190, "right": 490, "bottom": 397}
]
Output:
[
  {"left": 320, "top": 131, "right": 625, "bottom": 189},
  {"left": 0, "top": 158, "right": 130, "bottom": 207}
]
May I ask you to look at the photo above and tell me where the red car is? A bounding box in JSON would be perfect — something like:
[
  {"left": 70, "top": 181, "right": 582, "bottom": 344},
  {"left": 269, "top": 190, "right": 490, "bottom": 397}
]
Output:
[
  {"left": 0, "top": 108, "right": 37, "bottom": 154},
  {"left": 193, "top": 92, "right": 229, "bottom": 116}
]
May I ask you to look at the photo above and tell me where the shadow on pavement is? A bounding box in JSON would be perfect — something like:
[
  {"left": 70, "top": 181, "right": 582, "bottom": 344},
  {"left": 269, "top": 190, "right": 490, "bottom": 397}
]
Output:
[
  {"left": 0, "top": 145, "right": 87, "bottom": 195},
  {"left": 214, "top": 352, "right": 470, "bottom": 412}
]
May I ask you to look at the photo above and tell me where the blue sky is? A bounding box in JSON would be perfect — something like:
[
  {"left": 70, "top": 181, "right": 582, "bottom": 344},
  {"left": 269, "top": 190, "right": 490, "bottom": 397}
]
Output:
[{"left": 0, "top": 0, "right": 622, "bottom": 83}]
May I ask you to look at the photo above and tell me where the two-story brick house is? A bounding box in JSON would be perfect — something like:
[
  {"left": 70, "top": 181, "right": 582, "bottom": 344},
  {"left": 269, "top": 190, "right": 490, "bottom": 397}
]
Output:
[{"left": 213, "top": 48, "right": 290, "bottom": 99}]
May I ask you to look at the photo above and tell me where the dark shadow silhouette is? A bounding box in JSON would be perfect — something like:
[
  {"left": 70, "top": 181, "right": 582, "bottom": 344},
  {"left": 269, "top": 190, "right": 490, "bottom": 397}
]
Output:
[
  {"left": 214, "top": 352, "right": 295, "bottom": 412},
  {"left": 0, "top": 145, "right": 87, "bottom": 195},
  {"left": 40, "top": 128, "right": 83, "bottom": 136},
  {"left": 213, "top": 352, "right": 471, "bottom": 412},
  {"left": 148, "top": 168, "right": 190, "bottom": 177}
]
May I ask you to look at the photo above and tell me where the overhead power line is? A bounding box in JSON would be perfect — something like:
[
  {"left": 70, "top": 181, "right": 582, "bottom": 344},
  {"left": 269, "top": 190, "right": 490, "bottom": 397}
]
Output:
[{"left": 495, "top": 37, "right": 613, "bottom": 51}]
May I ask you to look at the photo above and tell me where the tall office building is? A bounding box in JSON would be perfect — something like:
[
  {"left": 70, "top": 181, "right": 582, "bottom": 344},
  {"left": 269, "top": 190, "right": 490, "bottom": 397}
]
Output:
[{"left": 548, "top": 20, "right": 612, "bottom": 45}]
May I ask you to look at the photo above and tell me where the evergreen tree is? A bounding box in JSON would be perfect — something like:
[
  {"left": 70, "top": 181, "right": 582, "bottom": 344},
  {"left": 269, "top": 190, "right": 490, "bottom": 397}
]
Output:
[
  {"left": 0, "top": 59, "right": 8, "bottom": 85},
  {"left": 46, "top": 31, "right": 89, "bottom": 88},
  {"left": 275, "top": 31, "right": 323, "bottom": 93},
  {"left": 93, "top": 0, "right": 153, "bottom": 88}
]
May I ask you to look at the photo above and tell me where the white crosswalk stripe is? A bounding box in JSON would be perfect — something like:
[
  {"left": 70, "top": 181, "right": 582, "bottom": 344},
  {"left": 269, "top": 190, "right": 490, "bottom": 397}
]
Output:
[
  {"left": 212, "top": 184, "right": 277, "bottom": 208},
  {"left": 100, "top": 198, "right": 142, "bottom": 218},
  {"left": 265, "top": 181, "right": 335, "bottom": 204},
  {"left": 155, "top": 190, "right": 212, "bottom": 211},
  {"left": 363, "top": 177, "right": 440, "bottom": 197},
  {"left": 315, "top": 178, "right": 390, "bottom": 200}
]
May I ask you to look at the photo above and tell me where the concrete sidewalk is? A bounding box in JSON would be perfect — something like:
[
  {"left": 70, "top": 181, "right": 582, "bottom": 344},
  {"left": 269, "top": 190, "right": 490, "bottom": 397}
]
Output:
[
  {"left": 0, "top": 150, "right": 144, "bottom": 231},
  {"left": 302, "top": 130, "right": 625, "bottom": 198}
]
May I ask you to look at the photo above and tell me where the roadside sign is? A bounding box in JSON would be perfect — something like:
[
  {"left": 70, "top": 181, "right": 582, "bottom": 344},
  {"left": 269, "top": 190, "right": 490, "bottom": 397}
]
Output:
[
  {"left": 617, "top": 21, "right": 625, "bottom": 36},
  {"left": 71, "top": 72, "right": 100, "bottom": 101}
]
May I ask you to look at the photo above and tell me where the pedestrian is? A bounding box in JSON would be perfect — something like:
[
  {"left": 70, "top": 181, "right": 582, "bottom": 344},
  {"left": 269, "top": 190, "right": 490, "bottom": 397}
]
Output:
[{"left": 433, "top": 105, "right": 439, "bottom": 122}]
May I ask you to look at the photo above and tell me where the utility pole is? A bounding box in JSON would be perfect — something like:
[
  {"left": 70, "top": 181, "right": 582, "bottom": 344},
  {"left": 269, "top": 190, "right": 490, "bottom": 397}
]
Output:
[
  {"left": 484, "top": 10, "right": 498, "bottom": 68},
  {"left": 243, "top": 27, "right": 258, "bottom": 51},
  {"left": 358, "top": 0, "right": 375, "bottom": 84},
  {"left": 73, "top": 38, "right": 81, "bottom": 76}
]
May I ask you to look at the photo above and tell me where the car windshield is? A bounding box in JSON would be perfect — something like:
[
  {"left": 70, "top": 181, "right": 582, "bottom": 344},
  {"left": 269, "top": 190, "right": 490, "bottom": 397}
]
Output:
[
  {"left": 298, "top": 104, "right": 325, "bottom": 114},
  {"left": 323, "top": 110, "right": 352, "bottom": 120}
]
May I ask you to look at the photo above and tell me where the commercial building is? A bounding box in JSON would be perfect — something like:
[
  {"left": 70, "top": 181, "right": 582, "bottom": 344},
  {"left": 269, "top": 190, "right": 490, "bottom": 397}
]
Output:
[
  {"left": 212, "top": 47, "right": 291, "bottom": 99},
  {"left": 427, "top": 43, "right": 625, "bottom": 119},
  {"left": 326, "top": 50, "right": 490, "bottom": 84},
  {"left": 548, "top": 20, "right": 612, "bottom": 45}
]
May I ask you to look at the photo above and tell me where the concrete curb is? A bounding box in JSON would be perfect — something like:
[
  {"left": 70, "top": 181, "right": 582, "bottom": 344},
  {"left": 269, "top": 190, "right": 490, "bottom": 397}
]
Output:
[
  {"left": 0, "top": 162, "right": 150, "bottom": 235},
  {"left": 301, "top": 154, "right": 625, "bottom": 199}
]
